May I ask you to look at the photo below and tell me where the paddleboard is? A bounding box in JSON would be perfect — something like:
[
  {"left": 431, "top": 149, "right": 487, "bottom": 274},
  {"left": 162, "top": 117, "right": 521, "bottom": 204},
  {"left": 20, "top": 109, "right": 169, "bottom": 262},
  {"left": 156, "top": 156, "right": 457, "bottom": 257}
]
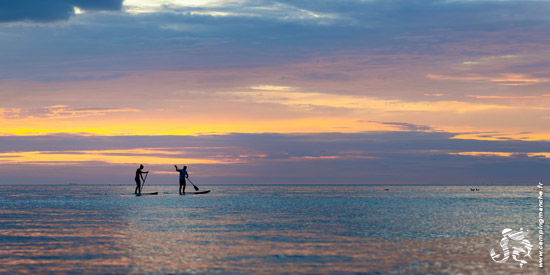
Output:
[
  {"left": 181, "top": 190, "right": 211, "bottom": 195},
  {"left": 136, "top": 192, "right": 158, "bottom": 196}
]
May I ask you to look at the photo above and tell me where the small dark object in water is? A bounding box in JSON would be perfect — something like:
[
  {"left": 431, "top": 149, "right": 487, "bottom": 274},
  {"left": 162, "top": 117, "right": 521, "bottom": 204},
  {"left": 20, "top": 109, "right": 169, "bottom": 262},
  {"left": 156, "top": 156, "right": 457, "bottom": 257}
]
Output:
[
  {"left": 136, "top": 192, "right": 159, "bottom": 196},
  {"left": 180, "top": 190, "right": 211, "bottom": 195},
  {"left": 384, "top": 189, "right": 390, "bottom": 191}
]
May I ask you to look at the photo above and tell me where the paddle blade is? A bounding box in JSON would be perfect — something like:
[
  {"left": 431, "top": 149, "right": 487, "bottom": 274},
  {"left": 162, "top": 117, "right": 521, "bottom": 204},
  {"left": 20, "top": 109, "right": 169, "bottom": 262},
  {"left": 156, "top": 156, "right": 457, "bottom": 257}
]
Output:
[{"left": 193, "top": 185, "right": 199, "bottom": 191}]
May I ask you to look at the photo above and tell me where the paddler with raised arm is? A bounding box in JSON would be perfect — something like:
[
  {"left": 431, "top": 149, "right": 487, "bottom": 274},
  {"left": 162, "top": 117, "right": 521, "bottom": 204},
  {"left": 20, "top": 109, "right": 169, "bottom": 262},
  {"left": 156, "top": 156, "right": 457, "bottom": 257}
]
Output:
[{"left": 174, "top": 165, "right": 189, "bottom": 195}]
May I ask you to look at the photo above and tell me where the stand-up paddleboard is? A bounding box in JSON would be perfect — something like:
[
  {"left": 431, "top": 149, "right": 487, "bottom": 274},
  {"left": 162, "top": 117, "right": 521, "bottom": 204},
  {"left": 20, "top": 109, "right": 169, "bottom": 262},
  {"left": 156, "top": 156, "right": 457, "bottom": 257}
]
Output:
[
  {"left": 136, "top": 192, "right": 158, "bottom": 196},
  {"left": 181, "top": 190, "right": 210, "bottom": 195}
]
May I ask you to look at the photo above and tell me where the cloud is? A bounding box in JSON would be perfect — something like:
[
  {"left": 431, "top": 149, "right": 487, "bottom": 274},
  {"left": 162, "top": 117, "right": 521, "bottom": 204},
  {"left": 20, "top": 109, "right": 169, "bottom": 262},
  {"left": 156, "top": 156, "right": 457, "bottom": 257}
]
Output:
[
  {"left": 37, "top": 73, "right": 127, "bottom": 83},
  {"left": 1, "top": 105, "right": 140, "bottom": 119},
  {"left": 0, "top": 0, "right": 123, "bottom": 23},
  {"left": 228, "top": 90, "right": 516, "bottom": 113},
  {"left": 427, "top": 73, "right": 550, "bottom": 86},
  {"left": 1, "top": 0, "right": 550, "bottom": 82},
  {"left": 0, "top": 148, "right": 232, "bottom": 165},
  {"left": 366, "top": 121, "right": 433, "bottom": 132},
  {"left": 123, "top": 0, "right": 347, "bottom": 25},
  {"left": 0, "top": 1, "right": 549, "bottom": 186},
  {"left": 466, "top": 95, "right": 539, "bottom": 99},
  {"left": 250, "top": 85, "right": 293, "bottom": 91}
]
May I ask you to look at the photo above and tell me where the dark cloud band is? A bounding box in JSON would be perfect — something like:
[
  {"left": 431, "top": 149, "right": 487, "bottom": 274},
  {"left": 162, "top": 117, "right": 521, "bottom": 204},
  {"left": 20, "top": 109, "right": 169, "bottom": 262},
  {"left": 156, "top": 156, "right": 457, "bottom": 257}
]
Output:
[
  {"left": 0, "top": 132, "right": 549, "bottom": 185},
  {"left": 0, "top": 0, "right": 123, "bottom": 23}
]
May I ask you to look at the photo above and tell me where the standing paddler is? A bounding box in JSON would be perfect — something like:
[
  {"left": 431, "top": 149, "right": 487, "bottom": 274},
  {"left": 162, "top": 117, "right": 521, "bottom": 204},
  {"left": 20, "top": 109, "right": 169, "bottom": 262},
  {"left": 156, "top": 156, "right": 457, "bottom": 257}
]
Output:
[
  {"left": 174, "top": 165, "right": 189, "bottom": 195},
  {"left": 135, "top": 164, "right": 149, "bottom": 195}
]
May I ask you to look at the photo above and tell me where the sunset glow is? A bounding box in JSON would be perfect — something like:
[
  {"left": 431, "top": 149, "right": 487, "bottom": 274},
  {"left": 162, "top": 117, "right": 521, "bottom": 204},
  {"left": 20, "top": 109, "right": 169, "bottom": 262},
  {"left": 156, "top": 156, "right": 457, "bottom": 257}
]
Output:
[{"left": 1, "top": 0, "right": 549, "bottom": 184}]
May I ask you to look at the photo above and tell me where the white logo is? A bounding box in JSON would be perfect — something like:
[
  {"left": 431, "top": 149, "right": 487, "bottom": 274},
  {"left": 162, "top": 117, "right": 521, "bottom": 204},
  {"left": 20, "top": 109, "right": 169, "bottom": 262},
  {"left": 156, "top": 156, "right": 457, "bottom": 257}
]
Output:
[{"left": 490, "top": 228, "right": 533, "bottom": 268}]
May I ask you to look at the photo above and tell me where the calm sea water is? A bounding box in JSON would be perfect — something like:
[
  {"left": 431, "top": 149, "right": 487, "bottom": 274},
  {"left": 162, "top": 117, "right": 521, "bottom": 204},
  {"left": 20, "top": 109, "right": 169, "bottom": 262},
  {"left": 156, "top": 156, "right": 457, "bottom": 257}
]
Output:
[{"left": 0, "top": 184, "right": 547, "bottom": 274}]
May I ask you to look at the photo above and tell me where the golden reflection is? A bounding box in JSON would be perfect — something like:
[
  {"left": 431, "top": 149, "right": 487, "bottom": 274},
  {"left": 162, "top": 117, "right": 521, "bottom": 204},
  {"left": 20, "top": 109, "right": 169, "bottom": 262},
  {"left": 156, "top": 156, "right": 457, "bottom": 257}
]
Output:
[
  {"left": 0, "top": 208, "right": 131, "bottom": 274},
  {"left": 116, "top": 214, "right": 544, "bottom": 274},
  {"left": 1, "top": 185, "right": 545, "bottom": 274}
]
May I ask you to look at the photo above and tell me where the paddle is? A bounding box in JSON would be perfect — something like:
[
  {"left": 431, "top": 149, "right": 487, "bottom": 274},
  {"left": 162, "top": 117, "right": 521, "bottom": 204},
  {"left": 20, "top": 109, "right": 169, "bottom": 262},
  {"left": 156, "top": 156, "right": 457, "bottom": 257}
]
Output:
[
  {"left": 187, "top": 178, "right": 199, "bottom": 191},
  {"left": 141, "top": 172, "right": 149, "bottom": 193}
]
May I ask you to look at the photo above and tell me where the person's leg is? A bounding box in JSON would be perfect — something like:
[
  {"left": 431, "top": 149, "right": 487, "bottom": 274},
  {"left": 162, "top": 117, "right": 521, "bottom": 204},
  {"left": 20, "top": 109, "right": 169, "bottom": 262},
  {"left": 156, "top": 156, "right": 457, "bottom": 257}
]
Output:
[
  {"left": 135, "top": 179, "right": 140, "bottom": 194},
  {"left": 179, "top": 179, "right": 184, "bottom": 195},
  {"left": 182, "top": 179, "right": 186, "bottom": 193}
]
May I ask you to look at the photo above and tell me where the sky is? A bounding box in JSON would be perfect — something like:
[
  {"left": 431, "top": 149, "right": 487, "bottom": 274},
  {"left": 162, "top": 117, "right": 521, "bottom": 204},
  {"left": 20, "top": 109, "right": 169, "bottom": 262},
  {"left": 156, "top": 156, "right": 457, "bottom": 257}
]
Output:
[{"left": 0, "top": 0, "right": 549, "bottom": 185}]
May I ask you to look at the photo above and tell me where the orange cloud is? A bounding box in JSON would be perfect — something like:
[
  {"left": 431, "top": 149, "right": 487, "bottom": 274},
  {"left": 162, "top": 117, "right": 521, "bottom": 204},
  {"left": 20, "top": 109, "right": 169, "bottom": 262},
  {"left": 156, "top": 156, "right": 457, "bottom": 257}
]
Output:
[
  {"left": 0, "top": 149, "right": 236, "bottom": 165},
  {"left": 427, "top": 73, "right": 550, "bottom": 86},
  {"left": 448, "top": 151, "right": 515, "bottom": 157},
  {"left": 449, "top": 151, "right": 550, "bottom": 158},
  {"left": 249, "top": 85, "right": 294, "bottom": 91},
  {"left": 466, "top": 95, "right": 538, "bottom": 99},
  {"left": 451, "top": 132, "right": 550, "bottom": 141}
]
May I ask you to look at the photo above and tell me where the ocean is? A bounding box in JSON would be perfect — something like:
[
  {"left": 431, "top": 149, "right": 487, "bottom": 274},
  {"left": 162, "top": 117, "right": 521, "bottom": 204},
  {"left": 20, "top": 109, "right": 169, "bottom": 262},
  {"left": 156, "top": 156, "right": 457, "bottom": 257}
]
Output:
[{"left": 0, "top": 184, "right": 546, "bottom": 274}]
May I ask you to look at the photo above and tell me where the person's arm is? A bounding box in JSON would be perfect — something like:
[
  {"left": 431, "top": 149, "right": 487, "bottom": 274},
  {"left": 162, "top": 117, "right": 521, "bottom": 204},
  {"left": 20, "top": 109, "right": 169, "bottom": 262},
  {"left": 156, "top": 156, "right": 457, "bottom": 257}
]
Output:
[
  {"left": 140, "top": 171, "right": 148, "bottom": 180},
  {"left": 186, "top": 172, "right": 189, "bottom": 178},
  {"left": 174, "top": 165, "right": 179, "bottom": 171}
]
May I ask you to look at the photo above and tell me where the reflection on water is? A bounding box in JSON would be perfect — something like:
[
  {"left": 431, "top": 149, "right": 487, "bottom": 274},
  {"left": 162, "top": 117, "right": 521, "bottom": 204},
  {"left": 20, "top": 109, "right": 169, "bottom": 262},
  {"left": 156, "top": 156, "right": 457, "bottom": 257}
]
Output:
[{"left": 0, "top": 185, "right": 547, "bottom": 274}]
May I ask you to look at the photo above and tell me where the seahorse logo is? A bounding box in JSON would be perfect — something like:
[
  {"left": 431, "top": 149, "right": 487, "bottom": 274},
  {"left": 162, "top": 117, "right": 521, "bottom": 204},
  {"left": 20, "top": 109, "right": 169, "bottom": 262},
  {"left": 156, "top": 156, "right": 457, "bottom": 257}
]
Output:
[{"left": 490, "top": 228, "right": 533, "bottom": 268}]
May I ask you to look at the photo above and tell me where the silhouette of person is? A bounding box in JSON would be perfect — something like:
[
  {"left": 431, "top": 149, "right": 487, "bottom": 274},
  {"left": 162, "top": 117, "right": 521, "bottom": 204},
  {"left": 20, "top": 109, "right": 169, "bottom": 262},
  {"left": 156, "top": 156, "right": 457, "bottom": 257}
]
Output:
[
  {"left": 135, "top": 164, "right": 148, "bottom": 195},
  {"left": 175, "top": 165, "right": 189, "bottom": 195}
]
